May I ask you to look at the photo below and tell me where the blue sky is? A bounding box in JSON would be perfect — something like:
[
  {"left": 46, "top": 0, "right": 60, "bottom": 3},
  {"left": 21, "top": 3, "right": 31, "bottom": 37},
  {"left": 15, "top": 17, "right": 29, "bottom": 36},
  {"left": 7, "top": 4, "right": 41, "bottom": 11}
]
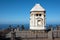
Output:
[{"left": 0, "top": 0, "right": 60, "bottom": 25}]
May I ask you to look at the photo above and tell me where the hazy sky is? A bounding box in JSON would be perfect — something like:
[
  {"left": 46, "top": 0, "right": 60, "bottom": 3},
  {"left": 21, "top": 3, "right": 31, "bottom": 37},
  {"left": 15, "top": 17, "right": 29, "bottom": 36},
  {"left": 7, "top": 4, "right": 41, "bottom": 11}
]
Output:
[{"left": 0, "top": 0, "right": 60, "bottom": 24}]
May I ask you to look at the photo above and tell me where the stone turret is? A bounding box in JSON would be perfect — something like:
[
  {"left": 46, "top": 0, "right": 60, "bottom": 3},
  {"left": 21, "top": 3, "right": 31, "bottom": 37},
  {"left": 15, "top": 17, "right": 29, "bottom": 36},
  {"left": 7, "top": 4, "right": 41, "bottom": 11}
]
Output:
[{"left": 30, "top": 4, "right": 46, "bottom": 30}]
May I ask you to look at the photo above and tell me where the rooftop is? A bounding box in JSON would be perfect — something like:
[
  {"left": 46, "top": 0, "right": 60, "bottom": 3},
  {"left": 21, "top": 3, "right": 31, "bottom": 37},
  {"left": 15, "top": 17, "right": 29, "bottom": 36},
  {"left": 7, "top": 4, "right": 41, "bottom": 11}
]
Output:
[{"left": 30, "top": 4, "right": 45, "bottom": 12}]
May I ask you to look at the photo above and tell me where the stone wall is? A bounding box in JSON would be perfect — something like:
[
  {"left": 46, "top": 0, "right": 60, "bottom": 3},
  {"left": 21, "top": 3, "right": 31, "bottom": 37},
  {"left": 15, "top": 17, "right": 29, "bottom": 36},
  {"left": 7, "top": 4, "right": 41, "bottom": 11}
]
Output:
[{"left": 6, "top": 29, "right": 60, "bottom": 40}]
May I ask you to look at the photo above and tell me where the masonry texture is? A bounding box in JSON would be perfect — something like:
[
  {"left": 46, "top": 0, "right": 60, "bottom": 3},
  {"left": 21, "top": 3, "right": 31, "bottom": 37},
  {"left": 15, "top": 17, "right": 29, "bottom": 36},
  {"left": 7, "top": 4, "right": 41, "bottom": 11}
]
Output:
[{"left": 5, "top": 27, "right": 60, "bottom": 40}]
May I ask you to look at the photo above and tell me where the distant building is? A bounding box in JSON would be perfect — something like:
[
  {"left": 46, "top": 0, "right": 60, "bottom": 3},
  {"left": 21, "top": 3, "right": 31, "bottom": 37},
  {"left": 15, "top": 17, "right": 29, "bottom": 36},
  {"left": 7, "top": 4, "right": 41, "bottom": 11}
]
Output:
[{"left": 30, "top": 4, "right": 46, "bottom": 30}]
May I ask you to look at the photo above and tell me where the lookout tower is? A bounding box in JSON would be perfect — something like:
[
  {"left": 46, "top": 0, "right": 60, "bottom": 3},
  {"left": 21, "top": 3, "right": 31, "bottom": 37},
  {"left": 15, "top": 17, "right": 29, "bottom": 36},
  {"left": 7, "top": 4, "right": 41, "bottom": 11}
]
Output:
[{"left": 30, "top": 4, "right": 46, "bottom": 30}]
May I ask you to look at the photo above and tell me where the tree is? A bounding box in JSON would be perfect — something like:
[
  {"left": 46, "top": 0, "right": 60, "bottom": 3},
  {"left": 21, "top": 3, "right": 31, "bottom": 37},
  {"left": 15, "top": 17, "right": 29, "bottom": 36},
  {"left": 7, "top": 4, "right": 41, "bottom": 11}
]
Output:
[
  {"left": 8, "top": 25, "right": 13, "bottom": 31},
  {"left": 17, "top": 25, "right": 20, "bottom": 27},
  {"left": 21, "top": 25, "right": 25, "bottom": 31},
  {"left": 9, "top": 25, "right": 12, "bottom": 29},
  {"left": 48, "top": 25, "right": 53, "bottom": 29},
  {"left": 7, "top": 25, "right": 12, "bottom": 31},
  {"left": 17, "top": 25, "right": 20, "bottom": 31}
]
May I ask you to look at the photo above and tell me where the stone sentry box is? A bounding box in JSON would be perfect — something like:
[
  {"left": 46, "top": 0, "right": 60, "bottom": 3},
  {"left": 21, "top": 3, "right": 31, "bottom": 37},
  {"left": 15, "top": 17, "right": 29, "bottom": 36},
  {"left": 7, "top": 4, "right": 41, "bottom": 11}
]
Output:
[{"left": 30, "top": 4, "right": 46, "bottom": 30}]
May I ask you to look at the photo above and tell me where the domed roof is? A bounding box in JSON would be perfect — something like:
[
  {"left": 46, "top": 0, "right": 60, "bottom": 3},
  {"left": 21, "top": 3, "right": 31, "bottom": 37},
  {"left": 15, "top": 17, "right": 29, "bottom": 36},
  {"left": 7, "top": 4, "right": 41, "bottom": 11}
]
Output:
[{"left": 30, "top": 4, "right": 45, "bottom": 12}]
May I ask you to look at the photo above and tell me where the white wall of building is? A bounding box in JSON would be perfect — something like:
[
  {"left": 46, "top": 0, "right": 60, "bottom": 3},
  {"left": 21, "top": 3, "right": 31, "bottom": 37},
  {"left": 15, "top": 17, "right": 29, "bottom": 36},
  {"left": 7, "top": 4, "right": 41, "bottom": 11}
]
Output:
[{"left": 30, "top": 4, "right": 46, "bottom": 30}]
